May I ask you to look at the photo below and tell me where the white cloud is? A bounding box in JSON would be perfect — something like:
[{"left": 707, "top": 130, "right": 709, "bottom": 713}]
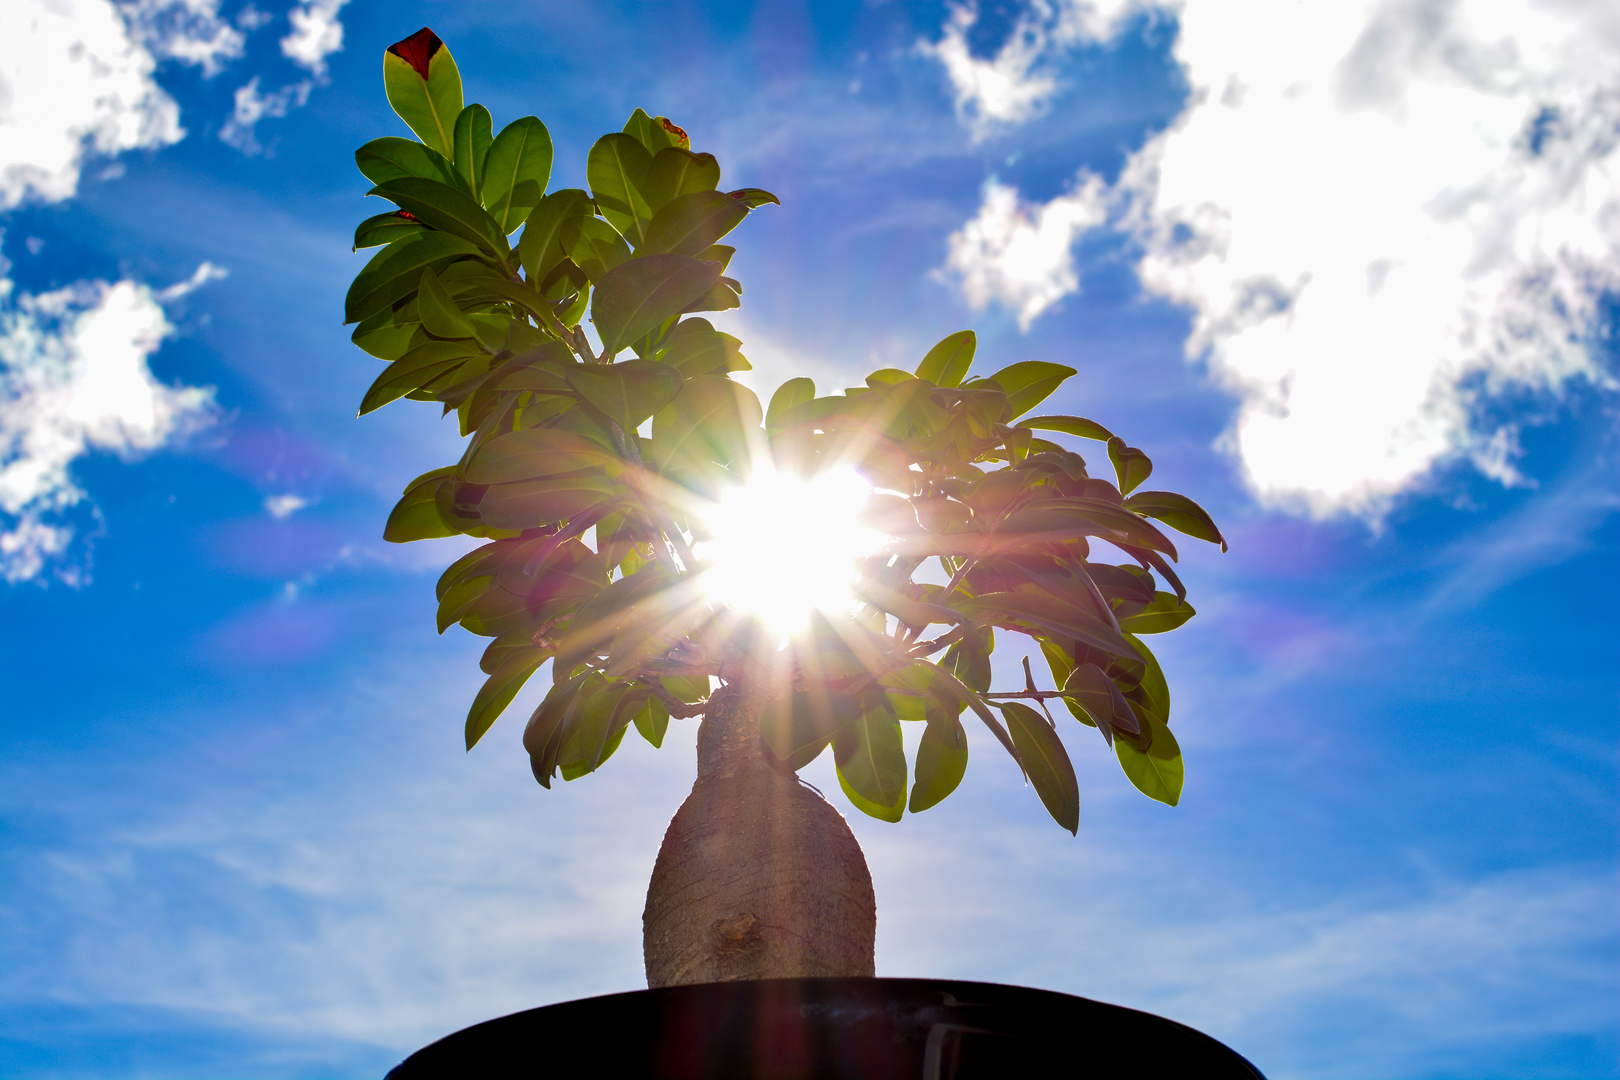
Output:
[
  {"left": 219, "top": 76, "right": 313, "bottom": 155},
  {"left": 281, "top": 0, "right": 350, "bottom": 78},
  {"left": 0, "top": 270, "right": 219, "bottom": 583},
  {"left": 0, "top": 0, "right": 184, "bottom": 210},
  {"left": 264, "top": 493, "right": 308, "bottom": 518},
  {"left": 115, "top": 0, "right": 247, "bottom": 77},
  {"left": 941, "top": 175, "right": 1110, "bottom": 329},
  {"left": 933, "top": 0, "right": 1620, "bottom": 517},
  {"left": 919, "top": 0, "right": 1147, "bottom": 138}
]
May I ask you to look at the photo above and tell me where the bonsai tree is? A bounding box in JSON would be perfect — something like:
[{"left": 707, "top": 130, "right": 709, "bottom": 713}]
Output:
[{"left": 346, "top": 29, "right": 1226, "bottom": 989}]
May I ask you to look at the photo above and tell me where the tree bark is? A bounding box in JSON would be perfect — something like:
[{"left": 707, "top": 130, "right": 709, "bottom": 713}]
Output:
[{"left": 642, "top": 674, "right": 876, "bottom": 988}]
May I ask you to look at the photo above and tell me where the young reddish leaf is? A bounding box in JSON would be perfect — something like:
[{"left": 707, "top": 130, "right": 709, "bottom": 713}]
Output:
[{"left": 383, "top": 28, "right": 462, "bottom": 157}]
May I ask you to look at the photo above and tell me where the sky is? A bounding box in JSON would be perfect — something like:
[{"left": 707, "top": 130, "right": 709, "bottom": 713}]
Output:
[{"left": 0, "top": 0, "right": 1616, "bottom": 1077}]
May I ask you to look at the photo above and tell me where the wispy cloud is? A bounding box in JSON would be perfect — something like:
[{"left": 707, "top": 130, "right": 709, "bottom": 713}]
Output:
[
  {"left": 932, "top": 0, "right": 1620, "bottom": 518},
  {"left": 219, "top": 77, "right": 312, "bottom": 154}
]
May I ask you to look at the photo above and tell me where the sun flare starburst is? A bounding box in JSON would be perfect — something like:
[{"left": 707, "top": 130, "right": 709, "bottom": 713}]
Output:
[{"left": 694, "top": 466, "right": 884, "bottom": 635}]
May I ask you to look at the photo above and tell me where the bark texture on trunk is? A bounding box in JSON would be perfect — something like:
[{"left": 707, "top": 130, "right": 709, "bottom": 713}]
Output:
[{"left": 642, "top": 676, "right": 876, "bottom": 988}]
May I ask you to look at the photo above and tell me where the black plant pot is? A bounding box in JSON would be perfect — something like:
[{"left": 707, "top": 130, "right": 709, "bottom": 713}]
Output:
[{"left": 386, "top": 977, "right": 1265, "bottom": 1079}]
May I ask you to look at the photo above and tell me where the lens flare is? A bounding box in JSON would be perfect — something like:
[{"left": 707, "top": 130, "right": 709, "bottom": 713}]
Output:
[{"left": 694, "top": 466, "right": 884, "bottom": 634}]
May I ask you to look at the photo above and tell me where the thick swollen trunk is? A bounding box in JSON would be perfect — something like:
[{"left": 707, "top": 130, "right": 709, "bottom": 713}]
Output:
[{"left": 642, "top": 676, "right": 876, "bottom": 988}]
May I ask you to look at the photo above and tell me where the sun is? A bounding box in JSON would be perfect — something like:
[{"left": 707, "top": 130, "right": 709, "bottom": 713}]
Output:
[{"left": 693, "top": 465, "right": 885, "bottom": 635}]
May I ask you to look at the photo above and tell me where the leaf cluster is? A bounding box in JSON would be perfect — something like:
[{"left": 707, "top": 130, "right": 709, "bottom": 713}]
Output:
[{"left": 347, "top": 30, "right": 1227, "bottom": 833}]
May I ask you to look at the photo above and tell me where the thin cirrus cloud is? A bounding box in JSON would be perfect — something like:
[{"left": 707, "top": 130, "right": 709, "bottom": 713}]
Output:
[{"left": 930, "top": 0, "right": 1620, "bottom": 518}]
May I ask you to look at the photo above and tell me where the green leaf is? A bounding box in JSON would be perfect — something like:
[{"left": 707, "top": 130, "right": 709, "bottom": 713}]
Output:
[
  {"left": 415, "top": 266, "right": 477, "bottom": 339},
  {"left": 766, "top": 377, "right": 815, "bottom": 434},
  {"left": 653, "top": 320, "right": 748, "bottom": 375},
  {"left": 640, "top": 190, "right": 748, "bottom": 256},
  {"left": 587, "top": 133, "right": 654, "bottom": 245},
  {"left": 476, "top": 474, "right": 618, "bottom": 530},
  {"left": 1062, "top": 662, "right": 1141, "bottom": 746},
  {"left": 909, "top": 711, "right": 968, "bottom": 812},
  {"left": 359, "top": 339, "right": 482, "bottom": 415},
  {"left": 943, "top": 626, "right": 992, "bottom": 692},
  {"left": 465, "top": 650, "right": 545, "bottom": 750},
  {"left": 523, "top": 671, "right": 592, "bottom": 788},
  {"left": 353, "top": 211, "right": 425, "bottom": 251},
  {"left": 354, "top": 137, "right": 466, "bottom": 192},
  {"left": 633, "top": 695, "right": 669, "bottom": 748},
  {"left": 383, "top": 28, "right": 462, "bottom": 158},
  {"left": 592, "top": 253, "right": 721, "bottom": 358},
  {"left": 565, "top": 359, "right": 684, "bottom": 432},
  {"left": 725, "top": 188, "right": 780, "bottom": 209},
  {"left": 1000, "top": 701, "right": 1079, "bottom": 834},
  {"left": 987, "top": 361, "right": 1076, "bottom": 420},
  {"left": 451, "top": 104, "right": 493, "bottom": 199},
  {"left": 679, "top": 278, "right": 742, "bottom": 315},
  {"left": 1107, "top": 437, "right": 1153, "bottom": 495},
  {"left": 384, "top": 467, "right": 457, "bottom": 542},
  {"left": 482, "top": 116, "right": 553, "bottom": 233},
  {"left": 350, "top": 303, "right": 418, "bottom": 360},
  {"left": 652, "top": 375, "right": 763, "bottom": 471},
  {"left": 463, "top": 427, "right": 621, "bottom": 484},
  {"left": 1016, "top": 414, "right": 1115, "bottom": 442},
  {"left": 623, "top": 108, "right": 685, "bottom": 155},
  {"left": 368, "top": 177, "right": 510, "bottom": 259},
  {"left": 834, "top": 707, "right": 908, "bottom": 822},
  {"left": 644, "top": 147, "right": 721, "bottom": 211},
  {"left": 563, "top": 215, "right": 631, "bottom": 282},
  {"left": 1115, "top": 700, "right": 1183, "bottom": 806},
  {"left": 345, "top": 231, "right": 481, "bottom": 324},
  {"left": 954, "top": 591, "right": 1134, "bottom": 663},
  {"left": 517, "top": 189, "right": 592, "bottom": 284},
  {"left": 1117, "top": 592, "right": 1195, "bottom": 634},
  {"left": 1125, "top": 632, "right": 1171, "bottom": 720},
  {"left": 1124, "top": 490, "right": 1227, "bottom": 552},
  {"left": 914, "top": 329, "right": 975, "bottom": 387},
  {"left": 761, "top": 689, "right": 859, "bottom": 768}
]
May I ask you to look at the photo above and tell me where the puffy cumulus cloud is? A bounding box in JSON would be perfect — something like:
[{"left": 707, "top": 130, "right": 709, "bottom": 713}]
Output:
[
  {"left": 934, "top": 0, "right": 1620, "bottom": 517},
  {"left": 941, "top": 175, "right": 1110, "bottom": 329},
  {"left": 0, "top": 0, "right": 184, "bottom": 209},
  {"left": 280, "top": 0, "right": 350, "bottom": 78},
  {"left": 919, "top": 0, "right": 1148, "bottom": 138},
  {"left": 0, "top": 265, "right": 222, "bottom": 583}
]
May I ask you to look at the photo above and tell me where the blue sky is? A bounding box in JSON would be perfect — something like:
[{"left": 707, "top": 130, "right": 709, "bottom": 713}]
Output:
[{"left": 1, "top": 1, "right": 1616, "bottom": 1077}]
